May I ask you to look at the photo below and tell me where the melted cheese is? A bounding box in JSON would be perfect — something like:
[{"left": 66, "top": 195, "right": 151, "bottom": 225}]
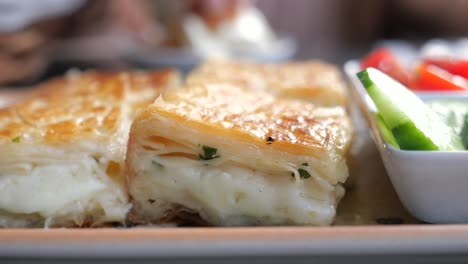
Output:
[
  {"left": 0, "top": 156, "right": 130, "bottom": 227},
  {"left": 131, "top": 151, "right": 344, "bottom": 226}
]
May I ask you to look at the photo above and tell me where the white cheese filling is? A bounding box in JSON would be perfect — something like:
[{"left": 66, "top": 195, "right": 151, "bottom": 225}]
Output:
[
  {"left": 130, "top": 152, "right": 344, "bottom": 226},
  {"left": 0, "top": 157, "right": 130, "bottom": 227}
]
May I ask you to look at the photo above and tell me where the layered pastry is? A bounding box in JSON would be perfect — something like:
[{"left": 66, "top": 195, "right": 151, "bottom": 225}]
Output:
[
  {"left": 126, "top": 83, "right": 352, "bottom": 226},
  {"left": 186, "top": 59, "right": 347, "bottom": 106},
  {"left": 0, "top": 69, "right": 180, "bottom": 227}
]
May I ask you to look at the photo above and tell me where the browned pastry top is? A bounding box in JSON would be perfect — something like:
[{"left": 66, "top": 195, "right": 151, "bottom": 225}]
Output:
[
  {"left": 141, "top": 83, "right": 352, "bottom": 156},
  {"left": 0, "top": 69, "right": 180, "bottom": 145},
  {"left": 187, "top": 59, "right": 348, "bottom": 106}
]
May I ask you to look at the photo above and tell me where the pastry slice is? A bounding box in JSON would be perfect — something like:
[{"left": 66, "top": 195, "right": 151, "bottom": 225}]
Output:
[
  {"left": 126, "top": 83, "right": 352, "bottom": 226},
  {"left": 186, "top": 59, "right": 348, "bottom": 106},
  {"left": 0, "top": 69, "right": 180, "bottom": 227}
]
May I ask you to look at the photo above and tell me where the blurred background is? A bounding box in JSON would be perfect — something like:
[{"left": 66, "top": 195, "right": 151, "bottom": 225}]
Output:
[{"left": 1, "top": 0, "right": 468, "bottom": 86}]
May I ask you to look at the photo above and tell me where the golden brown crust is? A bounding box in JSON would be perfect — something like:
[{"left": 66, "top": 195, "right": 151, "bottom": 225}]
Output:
[
  {"left": 0, "top": 69, "right": 180, "bottom": 144},
  {"left": 186, "top": 59, "right": 348, "bottom": 106},
  {"left": 138, "top": 83, "right": 352, "bottom": 156}
]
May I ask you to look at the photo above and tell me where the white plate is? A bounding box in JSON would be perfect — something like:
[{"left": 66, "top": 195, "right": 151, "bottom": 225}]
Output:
[
  {"left": 2, "top": 226, "right": 468, "bottom": 262},
  {"left": 3, "top": 72, "right": 468, "bottom": 263},
  {"left": 345, "top": 60, "right": 468, "bottom": 224},
  {"left": 125, "top": 37, "right": 297, "bottom": 73}
]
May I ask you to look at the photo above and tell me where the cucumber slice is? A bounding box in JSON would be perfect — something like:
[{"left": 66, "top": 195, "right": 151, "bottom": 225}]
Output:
[
  {"left": 375, "top": 113, "right": 399, "bottom": 148},
  {"left": 357, "top": 68, "right": 464, "bottom": 151},
  {"left": 461, "top": 114, "right": 468, "bottom": 150}
]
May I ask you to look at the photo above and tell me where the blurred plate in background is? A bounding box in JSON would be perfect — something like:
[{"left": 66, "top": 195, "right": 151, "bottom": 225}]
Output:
[{"left": 125, "top": 36, "right": 297, "bottom": 72}]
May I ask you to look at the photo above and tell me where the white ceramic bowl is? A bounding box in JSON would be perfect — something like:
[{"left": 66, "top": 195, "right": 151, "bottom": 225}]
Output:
[{"left": 345, "top": 60, "right": 468, "bottom": 223}]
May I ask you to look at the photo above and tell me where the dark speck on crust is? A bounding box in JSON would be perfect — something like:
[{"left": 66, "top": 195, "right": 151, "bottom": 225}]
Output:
[{"left": 266, "top": 136, "right": 275, "bottom": 144}]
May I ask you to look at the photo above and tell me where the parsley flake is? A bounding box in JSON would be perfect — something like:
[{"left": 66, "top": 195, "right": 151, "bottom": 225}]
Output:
[
  {"left": 199, "top": 145, "right": 220, "bottom": 160},
  {"left": 11, "top": 136, "right": 20, "bottom": 143},
  {"left": 152, "top": 161, "right": 164, "bottom": 169},
  {"left": 298, "top": 168, "right": 311, "bottom": 179}
]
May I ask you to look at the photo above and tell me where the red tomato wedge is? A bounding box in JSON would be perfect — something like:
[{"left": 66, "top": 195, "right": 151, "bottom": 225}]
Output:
[
  {"left": 411, "top": 63, "right": 468, "bottom": 91},
  {"left": 361, "top": 48, "right": 411, "bottom": 86},
  {"left": 424, "top": 58, "right": 468, "bottom": 79}
]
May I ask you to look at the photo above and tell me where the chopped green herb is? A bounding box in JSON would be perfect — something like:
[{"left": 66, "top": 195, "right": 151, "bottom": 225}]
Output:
[
  {"left": 199, "top": 145, "right": 220, "bottom": 160},
  {"left": 298, "top": 168, "right": 311, "bottom": 179},
  {"left": 148, "top": 199, "right": 156, "bottom": 204},
  {"left": 376, "top": 217, "right": 404, "bottom": 225},
  {"left": 290, "top": 172, "right": 295, "bottom": 177},
  {"left": 461, "top": 113, "right": 468, "bottom": 149},
  {"left": 301, "top": 162, "right": 309, "bottom": 166},
  {"left": 152, "top": 160, "right": 164, "bottom": 169},
  {"left": 11, "top": 136, "right": 20, "bottom": 143}
]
